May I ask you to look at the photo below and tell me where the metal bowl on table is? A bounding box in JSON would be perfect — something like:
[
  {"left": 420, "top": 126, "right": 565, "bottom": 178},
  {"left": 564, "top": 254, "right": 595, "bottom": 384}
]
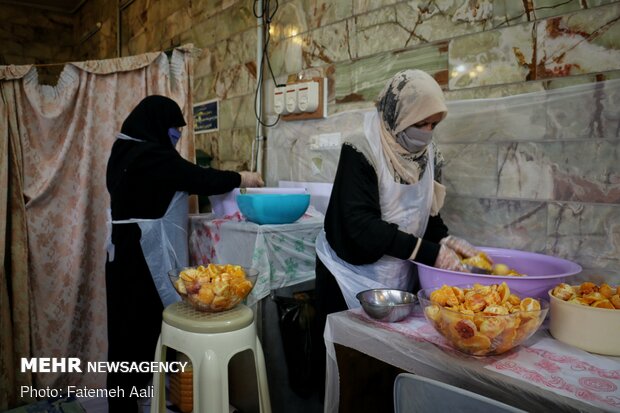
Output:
[{"left": 356, "top": 289, "right": 417, "bottom": 323}]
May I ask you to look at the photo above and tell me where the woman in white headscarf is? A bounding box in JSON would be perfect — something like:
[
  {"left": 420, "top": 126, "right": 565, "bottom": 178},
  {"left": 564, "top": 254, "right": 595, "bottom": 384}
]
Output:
[
  {"left": 312, "top": 71, "right": 484, "bottom": 385},
  {"left": 315, "top": 69, "right": 483, "bottom": 310}
]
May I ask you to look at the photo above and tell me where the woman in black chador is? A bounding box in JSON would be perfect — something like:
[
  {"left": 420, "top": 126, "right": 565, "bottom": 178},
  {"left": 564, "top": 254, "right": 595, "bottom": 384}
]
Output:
[{"left": 105, "top": 95, "right": 262, "bottom": 412}]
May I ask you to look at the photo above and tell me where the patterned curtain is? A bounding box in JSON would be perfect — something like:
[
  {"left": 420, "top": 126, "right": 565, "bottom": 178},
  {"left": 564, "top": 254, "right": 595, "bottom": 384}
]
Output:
[
  {"left": 0, "top": 64, "right": 33, "bottom": 410},
  {"left": 0, "top": 45, "right": 196, "bottom": 409}
]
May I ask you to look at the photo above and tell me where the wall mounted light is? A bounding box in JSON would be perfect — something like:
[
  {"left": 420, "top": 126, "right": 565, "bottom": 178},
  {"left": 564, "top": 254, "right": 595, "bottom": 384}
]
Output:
[{"left": 79, "top": 22, "right": 102, "bottom": 44}]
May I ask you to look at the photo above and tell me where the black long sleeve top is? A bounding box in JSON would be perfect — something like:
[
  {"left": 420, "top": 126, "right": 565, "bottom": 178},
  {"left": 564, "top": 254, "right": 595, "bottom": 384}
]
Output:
[
  {"left": 107, "top": 140, "right": 240, "bottom": 220},
  {"left": 324, "top": 143, "right": 448, "bottom": 267}
]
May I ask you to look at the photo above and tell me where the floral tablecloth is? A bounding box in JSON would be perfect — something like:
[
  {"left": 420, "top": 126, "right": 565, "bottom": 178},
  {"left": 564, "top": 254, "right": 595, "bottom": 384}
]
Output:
[
  {"left": 325, "top": 308, "right": 620, "bottom": 413},
  {"left": 188, "top": 212, "right": 323, "bottom": 306}
]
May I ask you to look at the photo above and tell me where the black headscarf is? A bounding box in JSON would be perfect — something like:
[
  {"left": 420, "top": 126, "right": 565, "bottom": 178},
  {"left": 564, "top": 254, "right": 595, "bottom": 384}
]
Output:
[
  {"left": 107, "top": 95, "right": 188, "bottom": 203},
  {"left": 120, "top": 95, "right": 187, "bottom": 145}
]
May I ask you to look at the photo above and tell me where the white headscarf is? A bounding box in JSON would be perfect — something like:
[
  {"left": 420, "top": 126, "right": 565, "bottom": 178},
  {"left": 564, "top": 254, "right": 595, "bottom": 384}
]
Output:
[
  {"left": 376, "top": 69, "right": 447, "bottom": 184},
  {"left": 376, "top": 69, "right": 448, "bottom": 215},
  {"left": 377, "top": 70, "right": 447, "bottom": 134}
]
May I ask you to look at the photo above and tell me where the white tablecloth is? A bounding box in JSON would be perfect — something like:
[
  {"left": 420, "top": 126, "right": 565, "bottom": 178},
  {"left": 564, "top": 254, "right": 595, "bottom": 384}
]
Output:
[
  {"left": 188, "top": 212, "right": 323, "bottom": 306},
  {"left": 325, "top": 308, "right": 620, "bottom": 413}
]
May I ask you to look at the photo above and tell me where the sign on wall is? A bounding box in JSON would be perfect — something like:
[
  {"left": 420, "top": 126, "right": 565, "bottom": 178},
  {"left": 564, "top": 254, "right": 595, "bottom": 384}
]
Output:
[{"left": 193, "top": 99, "right": 219, "bottom": 134}]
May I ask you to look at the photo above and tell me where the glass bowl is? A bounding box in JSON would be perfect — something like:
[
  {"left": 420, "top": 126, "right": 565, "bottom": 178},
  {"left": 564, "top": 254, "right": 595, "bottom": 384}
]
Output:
[
  {"left": 417, "top": 283, "right": 549, "bottom": 356},
  {"left": 169, "top": 264, "right": 258, "bottom": 312},
  {"left": 356, "top": 289, "right": 417, "bottom": 323}
]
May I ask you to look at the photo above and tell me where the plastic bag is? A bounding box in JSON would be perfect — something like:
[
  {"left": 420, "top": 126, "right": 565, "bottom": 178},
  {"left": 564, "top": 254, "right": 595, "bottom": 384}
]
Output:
[{"left": 274, "top": 290, "right": 318, "bottom": 398}]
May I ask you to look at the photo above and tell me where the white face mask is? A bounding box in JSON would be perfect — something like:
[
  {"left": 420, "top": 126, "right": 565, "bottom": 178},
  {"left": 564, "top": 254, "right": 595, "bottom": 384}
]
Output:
[{"left": 395, "top": 126, "right": 433, "bottom": 153}]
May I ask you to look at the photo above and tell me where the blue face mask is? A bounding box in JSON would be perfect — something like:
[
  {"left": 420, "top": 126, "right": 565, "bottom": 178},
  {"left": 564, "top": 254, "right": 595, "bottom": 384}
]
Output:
[{"left": 168, "top": 127, "right": 182, "bottom": 146}]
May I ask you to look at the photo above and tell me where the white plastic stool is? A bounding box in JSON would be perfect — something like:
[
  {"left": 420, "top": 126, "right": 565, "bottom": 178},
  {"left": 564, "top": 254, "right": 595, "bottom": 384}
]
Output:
[{"left": 151, "top": 302, "right": 271, "bottom": 413}]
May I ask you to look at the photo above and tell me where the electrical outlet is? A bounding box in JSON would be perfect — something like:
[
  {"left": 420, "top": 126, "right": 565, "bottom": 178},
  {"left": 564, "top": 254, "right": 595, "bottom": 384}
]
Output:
[
  {"left": 281, "top": 77, "right": 328, "bottom": 121},
  {"left": 273, "top": 86, "right": 287, "bottom": 114},
  {"left": 297, "top": 82, "right": 319, "bottom": 112},
  {"left": 309, "top": 132, "right": 341, "bottom": 150},
  {"left": 285, "top": 85, "right": 299, "bottom": 113}
]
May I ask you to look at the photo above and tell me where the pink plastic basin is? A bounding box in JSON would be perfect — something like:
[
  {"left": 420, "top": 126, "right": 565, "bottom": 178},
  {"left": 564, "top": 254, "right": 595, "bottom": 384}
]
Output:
[{"left": 415, "top": 247, "right": 582, "bottom": 299}]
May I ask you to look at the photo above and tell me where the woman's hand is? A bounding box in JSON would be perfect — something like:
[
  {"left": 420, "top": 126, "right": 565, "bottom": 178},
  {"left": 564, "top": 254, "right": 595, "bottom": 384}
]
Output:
[
  {"left": 440, "top": 235, "right": 488, "bottom": 261},
  {"left": 434, "top": 244, "right": 469, "bottom": 272},
  {"left": 239, "top": 171, "right": 265, "bottom": 187}
]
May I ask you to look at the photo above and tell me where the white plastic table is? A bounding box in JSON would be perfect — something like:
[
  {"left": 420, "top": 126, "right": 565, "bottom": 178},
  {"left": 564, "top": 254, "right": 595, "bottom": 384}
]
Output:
[
  {"left": 188, "top": 212, "right": 323, "bottom": 306},
  {"left": 325, "top": 308, "right": 620, "bottom": 413}
]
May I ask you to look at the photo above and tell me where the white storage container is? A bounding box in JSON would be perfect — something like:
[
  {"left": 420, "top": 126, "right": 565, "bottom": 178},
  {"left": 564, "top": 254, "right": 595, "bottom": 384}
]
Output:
[{"left": 548, "top": 288, "right": 620, "bottom": 356}]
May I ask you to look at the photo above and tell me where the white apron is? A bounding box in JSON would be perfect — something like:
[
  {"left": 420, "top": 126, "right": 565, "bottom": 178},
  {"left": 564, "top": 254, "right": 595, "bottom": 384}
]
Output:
[
  {"left": 106, "top": 133, "right": 188, "bottom": 307},
  {"left": 316, "top": 111, "right": 434, "bottom": 309}
]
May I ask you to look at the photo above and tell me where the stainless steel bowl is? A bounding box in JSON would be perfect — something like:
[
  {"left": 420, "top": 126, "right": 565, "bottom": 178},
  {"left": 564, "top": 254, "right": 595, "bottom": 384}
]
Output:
[{"left": 356, "top": 289, "right": 417, "bottom": 322}]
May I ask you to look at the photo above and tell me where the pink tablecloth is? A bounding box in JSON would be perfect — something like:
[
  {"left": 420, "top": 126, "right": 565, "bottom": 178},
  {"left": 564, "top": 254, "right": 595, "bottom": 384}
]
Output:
[{"left": 325, "top": 308, "right": 620, "bottom": 413}]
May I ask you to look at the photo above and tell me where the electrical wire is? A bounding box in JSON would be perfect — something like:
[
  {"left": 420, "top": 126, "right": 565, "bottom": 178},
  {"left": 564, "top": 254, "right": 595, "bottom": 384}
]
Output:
[{"left": 253, "top": 0, "right": 284, "bottom": 128}]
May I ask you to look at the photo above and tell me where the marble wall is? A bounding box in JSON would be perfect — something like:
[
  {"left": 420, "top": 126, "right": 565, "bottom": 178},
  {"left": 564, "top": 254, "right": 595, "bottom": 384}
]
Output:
[
  {"left": 0, "top": 3, "right": 74, "bottom": 84},
  {"left": 1, "top": 0, "right": 619, "bottom": 279},
  {"left": 436, "top": 80, "right": 620, "bottom": 283},
  {"left": 74, "top": 0, "right": 117, "bottom": 61},
  {"left": 256, "top": 0, "right": 620, "bottom": 281},
  {"left": 109, "top": 0, "right": 620, "bottom": 174},
  {"left": 118, "top": 0, "right": 261, "bottom": 170}
]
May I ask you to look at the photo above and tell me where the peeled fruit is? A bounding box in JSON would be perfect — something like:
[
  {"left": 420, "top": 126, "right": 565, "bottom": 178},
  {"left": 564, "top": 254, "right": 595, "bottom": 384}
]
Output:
[{"left": 492, "top": 263, "right": 511, "bottom": 276}]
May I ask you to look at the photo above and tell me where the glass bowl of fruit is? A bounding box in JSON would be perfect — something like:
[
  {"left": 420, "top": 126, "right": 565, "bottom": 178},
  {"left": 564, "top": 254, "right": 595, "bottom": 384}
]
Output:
[
  {"left": 417, "top": 283, "right": 549, "bottom": 356},
  {"left": 169, "top": 264, "right": 257, "bottom": 312}
]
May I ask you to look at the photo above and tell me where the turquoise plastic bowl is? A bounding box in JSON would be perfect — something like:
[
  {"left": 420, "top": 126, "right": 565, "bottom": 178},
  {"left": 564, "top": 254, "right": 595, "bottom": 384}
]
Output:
[{"left": 236, "top": 193, "right": 311, "bottom": 224}]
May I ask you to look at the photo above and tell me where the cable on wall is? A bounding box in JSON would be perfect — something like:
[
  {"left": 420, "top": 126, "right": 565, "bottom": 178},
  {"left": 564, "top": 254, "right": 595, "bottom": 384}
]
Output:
[
  {"left": 251, "top": 0, "right": 285, "bottom": 173},
  {"left": 253, "top": 0, "right": 284, "bottom": 128}
]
